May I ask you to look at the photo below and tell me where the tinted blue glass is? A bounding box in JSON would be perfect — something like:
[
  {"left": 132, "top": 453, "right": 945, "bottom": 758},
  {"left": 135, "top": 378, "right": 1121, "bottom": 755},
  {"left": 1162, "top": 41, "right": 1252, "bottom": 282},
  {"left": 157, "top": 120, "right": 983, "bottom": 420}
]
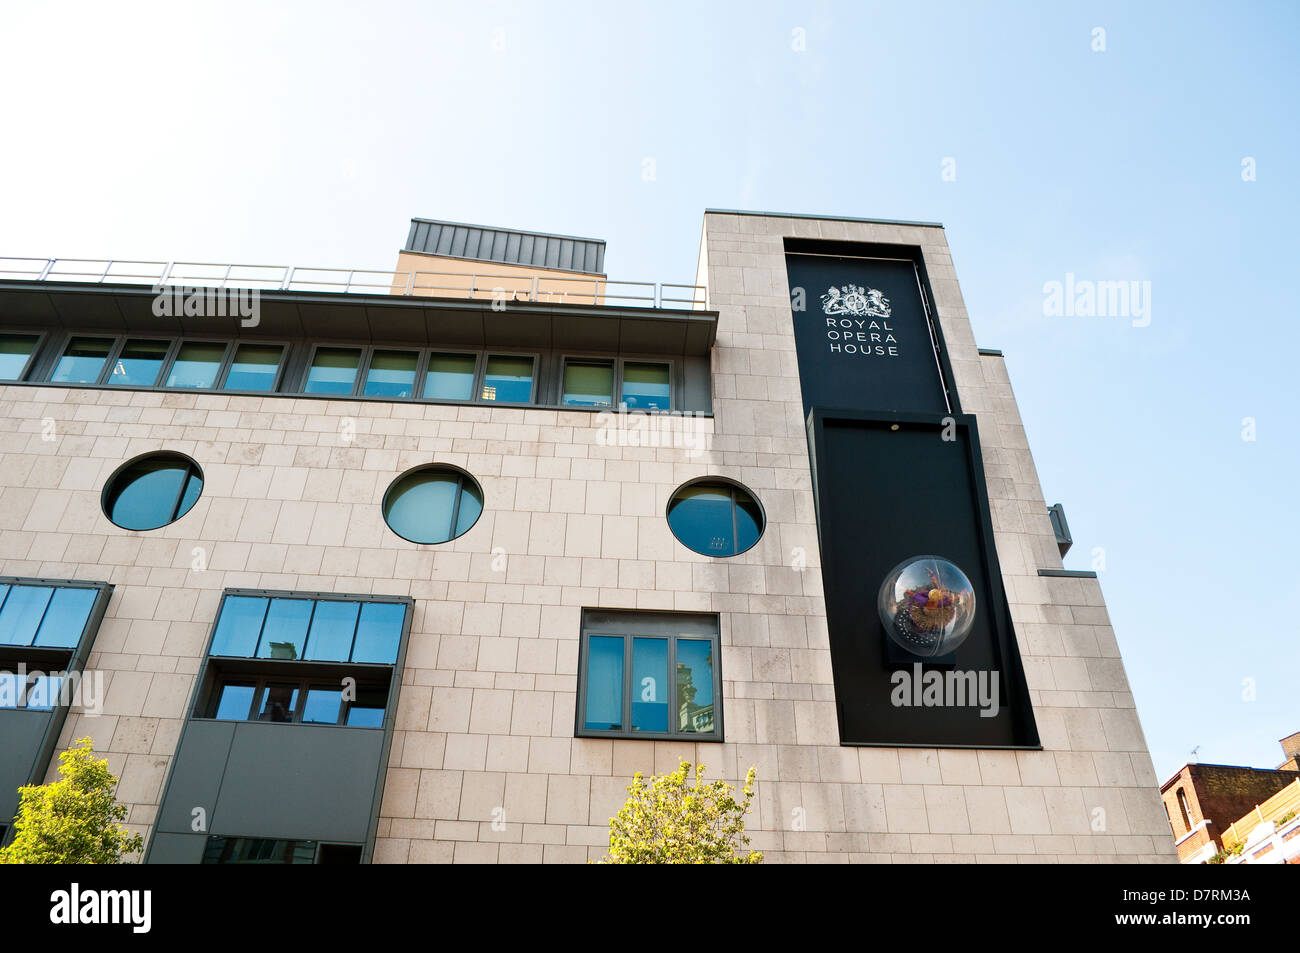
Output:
[
  {"left": 107, "top": 340, "right": 168, "bottom": 386},
  {"left": 630, "top": 637, "right": 668, "bottom": 732},
  {"left": 584, "top": 635, "right": 624, "bottom": 731},
  {"left": 256, "top": 598, "right": 313, "bottom": 660},
  {"left": 210, "top": 596, "right": 269, "bottom": 656},
  {"left": 481, "top": 356, "right": 533, "bottom": 402},
  {"left": 203, "top": 837, "right": 318, "bottom": 864},
  {"left": 50, "top": 338, "right": 112, "bottom": 384},
  {"left": 622, "top": 362, "right": 670, "bottom": 410},
  {"left": 0, "top": 334, "right": 37, "bottom": 380},
  {"left": 213, "top": 683, "right": 255, "bottom": 720},
  {"left": 33, "top": 587, "right": 97, "bottom": 648},
  {"left": 363, "top": 351, "right": 417, "bottom": 397},
  {"left": 256, "top": 684, "right": 299, "bottom": 722},
  {"left": 0, "top": 585, "right": 54, "bottom": 646},
  {"left": 735, "top": 498, "right": 762, "bottom": 554},
  {"left": 346, "top": 705, "right": 384, "bottom": 727},
  {"left": 303, "top": 601, "right": 360, "bottom": 661},
  {"left": 302, "top": 687, "right": 342, "bottom": 724},
  {"left": 106, "top": 457, "right": 201, "bottom": 530},
  {"left": 351, "top": 602, "right": 405, "bottom": 664},
  {"left": 562, "top": 362, "right": 613, "bottom": 407},
  {"left": 667, "top": 485, "right": 735, "bottom": 556},
  {"left": 304, "top": 348, "right": 360, "bottom": 394},
  {"left": 165, "top": 342, "right": 225, "bottom": 388},
  {"left": 423, "top": 353, "right": 475, "bottom": 400},
  {"left": 454, "top": 482, "right": 483, "bottom": 537},
  {"left": 676, "top": 639, "right": 715, "bottom": 734},
  {"left": 26, "top": 675, "right": 62, "bottom": 710},
  {"left": 223, "top": 344, "right": 281, "bottom": 391},
  {"left": 383, "top": 470, "right": 459, "bottom": 544}
]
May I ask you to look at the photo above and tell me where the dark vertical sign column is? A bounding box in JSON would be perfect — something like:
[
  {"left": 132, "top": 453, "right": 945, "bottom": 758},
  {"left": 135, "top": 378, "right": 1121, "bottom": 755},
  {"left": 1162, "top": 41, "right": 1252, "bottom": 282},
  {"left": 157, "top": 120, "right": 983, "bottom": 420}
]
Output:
[{"left": 785, "top": 244, "right": 1038, "bottom": 748}]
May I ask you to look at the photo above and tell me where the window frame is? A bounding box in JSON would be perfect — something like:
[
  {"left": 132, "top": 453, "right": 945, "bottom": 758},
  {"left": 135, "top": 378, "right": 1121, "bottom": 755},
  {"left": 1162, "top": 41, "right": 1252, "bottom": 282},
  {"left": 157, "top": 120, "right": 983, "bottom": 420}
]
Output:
[
  {"left": 418, "top": 347, "right": 483, "bottom": 403},
  {"left": 0, "top": 330, "right": 47, "bottom": 383},
  {"left": 559, "top": 354, "right": 674, "bottom": 411},
  {"left": 101, "top": 336, "right": 179, "bottom": 388},
  {"left": 204, "top": 672, "right": 387, "bottom": 728},
  {"left": 380, "top": 463, "right": 484, "bottom": 545},
  {"left": 665, "top": 476, "right": 766, "bottom": 558},
  {"left": 478, "top": 351, "right": 539, "bottom": 405},
  {"left": 574, "top": 610, "right": 723, "bottom": 742},
  {"left": 100, "top": 450, "right": 205, "bottom": 532},
  {"left": 162, "top": 338, "right": 234, "bottom": 390}
]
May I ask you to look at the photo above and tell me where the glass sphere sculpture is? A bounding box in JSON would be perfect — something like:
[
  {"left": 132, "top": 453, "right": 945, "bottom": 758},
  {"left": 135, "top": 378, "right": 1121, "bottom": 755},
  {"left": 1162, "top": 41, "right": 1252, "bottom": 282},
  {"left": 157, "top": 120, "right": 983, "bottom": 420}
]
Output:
[{"left": 877, "top": 556, "right": 977, "bottom": 657}]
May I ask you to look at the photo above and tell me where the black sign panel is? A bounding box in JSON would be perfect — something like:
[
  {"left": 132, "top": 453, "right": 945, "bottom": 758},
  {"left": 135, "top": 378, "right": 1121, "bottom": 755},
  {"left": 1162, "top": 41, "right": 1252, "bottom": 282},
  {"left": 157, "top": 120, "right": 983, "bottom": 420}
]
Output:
[
  {"left": 785, "top": 242, "right": 1037, "bottom": 748},
  {"left": 809, "top": 413, "right": 1036, "bottom": 747},
  {"left": 784, "top": 252, "right": 949, "bottom": 416}
]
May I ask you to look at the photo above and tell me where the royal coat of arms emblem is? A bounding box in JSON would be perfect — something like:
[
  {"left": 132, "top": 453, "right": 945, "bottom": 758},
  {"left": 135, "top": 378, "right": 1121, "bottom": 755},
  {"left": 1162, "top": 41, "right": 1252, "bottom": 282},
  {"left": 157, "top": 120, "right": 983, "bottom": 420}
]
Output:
[{"left": 821, "top": 284, "right": 891, "bottom": 318}]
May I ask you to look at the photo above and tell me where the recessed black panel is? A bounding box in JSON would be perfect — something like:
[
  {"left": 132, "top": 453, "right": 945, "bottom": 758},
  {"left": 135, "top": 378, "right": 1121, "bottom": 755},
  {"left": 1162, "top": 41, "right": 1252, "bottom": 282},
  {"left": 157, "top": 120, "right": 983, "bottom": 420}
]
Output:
[{"left": 810, "top": 414, "right": 1036, "bottom": 746}]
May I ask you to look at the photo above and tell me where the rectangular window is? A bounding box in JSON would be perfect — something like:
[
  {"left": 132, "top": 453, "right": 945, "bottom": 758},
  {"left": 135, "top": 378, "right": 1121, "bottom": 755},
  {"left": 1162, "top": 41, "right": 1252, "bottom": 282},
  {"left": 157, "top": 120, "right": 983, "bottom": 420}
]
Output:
[
  {"left": 303, "top": 347, "right": 361, "bottom": 395},
  {"left": 0, "top": 579, "right": 108, "bottom": 713},
  {"left": 0, "top": 333, "right": 39, "bottom": 381},
  {"left": 423, "top": 352, "right": 476, "bottom": 400},
  {"left": 223, "top": 343, "right": 283, "bottom": 391},
  {"left": 166, "top": 341, "right": 227, "bottom": 389},
  {"left": 622, "top": 362, "right": 670, "bottom": 410},
  {"left": 50, "top": 337, "right": 113, "bottom": 384},
  {"left": 481, "top": 355, "right": 534, "bottom": 403},
  {"left": 576, "top": 610, "right": 722, "bottom": 741},
  {"left": 107, "top": 339, "right": 169, "bottom": 387},
  {"left": 201, "top": 837, "right": 359, "bottom": 864},
  {"left": 562, "top": 360, "right": 614, "bottom": 407},
  {"left": 363, "top": 350, "right": 418, "bottom": 398}
]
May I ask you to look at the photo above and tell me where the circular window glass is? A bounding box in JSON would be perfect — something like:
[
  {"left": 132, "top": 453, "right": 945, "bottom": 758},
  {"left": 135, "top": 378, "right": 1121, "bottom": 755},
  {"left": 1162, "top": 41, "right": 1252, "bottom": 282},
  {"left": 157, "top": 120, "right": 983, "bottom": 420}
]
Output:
[
  {"left": 666, "top": 479, "right": 764, "bottom": 557},
  {"left": 102, "top": 452, "right": 204, "bottom": 531},
  {"left": 382, "top": 465, "right": 484, "bottom": 544}
]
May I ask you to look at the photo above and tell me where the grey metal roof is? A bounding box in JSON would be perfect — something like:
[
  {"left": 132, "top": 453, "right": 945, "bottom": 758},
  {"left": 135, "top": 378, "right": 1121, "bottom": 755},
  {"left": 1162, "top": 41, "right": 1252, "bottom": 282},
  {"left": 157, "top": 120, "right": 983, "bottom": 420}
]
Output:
[{"left": 405, "top": 218, "right": 606, "bottom": 275}]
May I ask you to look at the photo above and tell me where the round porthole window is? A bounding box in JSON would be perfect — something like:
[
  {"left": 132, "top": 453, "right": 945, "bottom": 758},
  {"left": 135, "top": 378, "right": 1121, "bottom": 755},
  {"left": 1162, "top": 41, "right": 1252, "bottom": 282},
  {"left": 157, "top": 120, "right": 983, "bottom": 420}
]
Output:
[
  {"left": 666, "top": 479, "right": 765, "bottom": 557},
  {"left": 102, "top": 452, "right": 204, "bottom": 531},
  {"left": 382, "top": 465, "right": 484, "bottom": 544}
]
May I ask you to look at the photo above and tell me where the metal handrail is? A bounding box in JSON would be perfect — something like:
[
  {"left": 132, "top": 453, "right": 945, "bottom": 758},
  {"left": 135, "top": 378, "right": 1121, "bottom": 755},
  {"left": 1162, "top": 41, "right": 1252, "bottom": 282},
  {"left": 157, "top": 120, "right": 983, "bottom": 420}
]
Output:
[{"left": 0, "top": 256, "right": 708, "bottom": 311}]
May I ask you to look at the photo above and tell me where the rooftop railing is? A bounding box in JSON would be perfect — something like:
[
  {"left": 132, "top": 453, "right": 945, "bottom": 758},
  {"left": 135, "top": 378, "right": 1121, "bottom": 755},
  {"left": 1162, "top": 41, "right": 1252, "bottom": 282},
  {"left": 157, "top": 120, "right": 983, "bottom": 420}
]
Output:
[{"left": 0, "top": 257, "right": 708, "bottom": 310}]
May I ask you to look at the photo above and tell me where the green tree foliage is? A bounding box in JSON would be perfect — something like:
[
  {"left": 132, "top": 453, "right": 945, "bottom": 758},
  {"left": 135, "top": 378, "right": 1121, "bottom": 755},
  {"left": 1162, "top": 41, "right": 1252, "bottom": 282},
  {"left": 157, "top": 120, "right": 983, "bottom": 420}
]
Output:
[
  {"left": 0, "top": 737, "right": 143, "bottom": 864},
  {"left": 601, "top": 760, "right": 762, "bottom": 864}
]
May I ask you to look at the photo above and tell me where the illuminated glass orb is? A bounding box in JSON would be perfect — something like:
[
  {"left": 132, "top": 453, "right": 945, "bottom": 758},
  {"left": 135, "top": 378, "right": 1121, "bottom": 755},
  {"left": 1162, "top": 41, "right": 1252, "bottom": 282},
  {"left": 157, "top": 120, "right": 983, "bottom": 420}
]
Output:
[{"left": 876, "top": 556, "right": 977, "bottom": 657}]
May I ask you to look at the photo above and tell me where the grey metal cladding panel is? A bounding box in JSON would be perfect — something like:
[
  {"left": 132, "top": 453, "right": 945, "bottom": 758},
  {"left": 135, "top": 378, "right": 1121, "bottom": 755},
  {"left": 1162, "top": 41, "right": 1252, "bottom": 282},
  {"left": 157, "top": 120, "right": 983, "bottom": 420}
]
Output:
[
  {"left": 404, "top": 219, "right": 607, "bottom": 274},
  {"left": 213, "top": 722, "right": 384, "bottom": 843},
  {"left": 156, "top": 720, "right": 236, "bottom": 835},
  {"left": 0, "top": 710, "right": 51, "bottom": 825},
  {"left": 146, "top": 833, "right": 208, "bottom": 864},
  {"left": 434, "top": 224, "right": 453, "bottom": 256}
]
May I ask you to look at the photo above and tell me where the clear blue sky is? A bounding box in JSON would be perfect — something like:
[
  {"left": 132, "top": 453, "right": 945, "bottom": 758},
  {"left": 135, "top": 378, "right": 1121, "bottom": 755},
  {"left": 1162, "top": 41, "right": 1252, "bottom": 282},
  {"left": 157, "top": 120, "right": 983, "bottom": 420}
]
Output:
[{"left": 2, "top": 1, "right": 1295, "bottom": 781}]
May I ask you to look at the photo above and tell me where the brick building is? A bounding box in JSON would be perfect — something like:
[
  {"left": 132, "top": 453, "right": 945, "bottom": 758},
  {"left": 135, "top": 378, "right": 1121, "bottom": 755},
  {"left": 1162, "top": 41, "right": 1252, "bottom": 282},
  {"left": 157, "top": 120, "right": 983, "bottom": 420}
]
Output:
[
  {"left": 0, "top": 210, "right": 1177, "bottom": 863},
  {"left": 1160, "top": 732, "right": 1300, "bottom": 863}
]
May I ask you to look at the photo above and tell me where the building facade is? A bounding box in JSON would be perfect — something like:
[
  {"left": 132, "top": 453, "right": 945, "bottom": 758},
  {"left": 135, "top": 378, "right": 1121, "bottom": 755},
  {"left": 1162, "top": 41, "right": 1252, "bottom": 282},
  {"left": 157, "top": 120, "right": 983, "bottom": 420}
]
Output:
[{"left": 0, "top": 210, "right": 1177, "bottom": 863}]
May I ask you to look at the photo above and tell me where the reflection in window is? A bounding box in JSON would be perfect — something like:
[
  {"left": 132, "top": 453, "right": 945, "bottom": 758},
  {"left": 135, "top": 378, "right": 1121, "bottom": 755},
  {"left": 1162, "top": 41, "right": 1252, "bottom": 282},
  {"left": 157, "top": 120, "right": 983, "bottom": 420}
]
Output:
[
  {"left": 351, "top": 602, "right": 404, "bottom": 664},
  {"left": 666, "top": 480, "right": 764, "bottom": 557},
  {"left": 304, "top": 347, "right": 361, "bottom": 395},
  {"left": 210, "top": 596, "right": 269, "bottom": 657},
  {"left": 562, "top": 361, "right": 613, "bottom": 407},
  {"left": 213, "top": 682, "right": 256, "bottom": 720},
  {"left": 50, "top": 337, "right": 113, "bottom": 384},
  {"left": 345, "top": 685, "right": 387, "bottom": 727},
  {"left": 202, "top": 837, "right": 323, "bottom": 864},
  {"left": 166, "top": 342, "right": 226, "bottom": 389},
  {"left": 631, "top": 637, "right": 668, "bottom": 732},
  {"left": 302, "top": 687, "right": 343, "bottom": 724},
  {"left": 481, "top": 355, "right": 533, "bottom": 402},
  {"left": 423, "top": 353, "right": 476, "bottom": 400},
  {"left": 0, "top": 334, "right": 39, "bottom": 380},
  {"left": 223, "top": 344, "right": 282, "bottom": 391},
  {"left": 33, "top": 587, "right": 98, "bottom": 648},
  {"left": 382, "top": 467, "right": 483, "bottom": 545},
  {"left": 24, "top": 675, "right": 63, "bottom": 711},
  {"left": 676, "top": 639, "right": 715, "bottom": 733},
  {"left": 102, "top": 453, "right": 203, "bottom": 531},
  {"left": 583, "top": 635, "right": 623, "bottom": 731},
  {"left": 0, "top": 585, "right": 54, "bottom": 646},
  {"left": 622, "top": 362, "right": 670, "bottom": 410},
  {"left": 257, "top": 683, "right": 299, "bottom": 722},
  {"left": 256, "top": 598, "right": 313, "bottom": 660},
  {"left": 302, "top": 601, "right": 360, "bottom": 662},
  {"left": 363, "top": 350, "right": 418, "bottom": 398},
  {"left": 107, "top": 340, "right": 169, "bottom": 387},
  {"left": 578, "top": 611, "right": 721, "bottom": 741}
]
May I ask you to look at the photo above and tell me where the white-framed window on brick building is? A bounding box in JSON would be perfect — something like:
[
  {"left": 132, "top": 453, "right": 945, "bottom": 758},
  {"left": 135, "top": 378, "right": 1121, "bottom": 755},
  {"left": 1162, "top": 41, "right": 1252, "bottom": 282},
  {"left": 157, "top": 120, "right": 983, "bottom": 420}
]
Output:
[{"left": 575, "top": 609, "right": 722, "bottom": 742}]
